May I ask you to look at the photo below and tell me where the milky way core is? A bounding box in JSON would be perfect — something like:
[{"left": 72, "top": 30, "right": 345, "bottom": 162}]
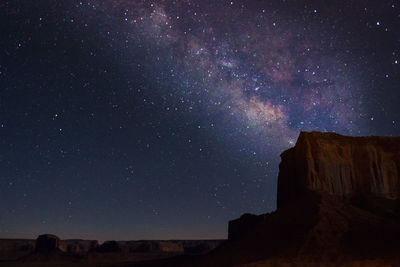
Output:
[{"left": 100, "top": 1, "right": 366, "bottom": 148}]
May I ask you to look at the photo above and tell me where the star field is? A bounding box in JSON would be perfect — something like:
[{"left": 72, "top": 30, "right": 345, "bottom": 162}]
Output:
[{"left": 1, "top": 0, "right": 400, "bottom": 241}]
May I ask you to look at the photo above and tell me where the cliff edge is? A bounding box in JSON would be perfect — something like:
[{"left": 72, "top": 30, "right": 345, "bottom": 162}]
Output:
[{"left": 278, "top": 131, "right": 400, "bottom": 208}]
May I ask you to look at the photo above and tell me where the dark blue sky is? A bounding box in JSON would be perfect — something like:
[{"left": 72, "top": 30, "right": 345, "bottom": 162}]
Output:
[{"left": 1, "top": 0, "right": 399, "bottom": 241}]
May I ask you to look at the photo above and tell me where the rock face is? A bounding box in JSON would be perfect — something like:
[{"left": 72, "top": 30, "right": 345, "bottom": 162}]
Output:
[
  {"left": 277, "top": 131, "right": 400, "bottom": 208},
  {"left": 221, "top": 132, "right": 400, "bottom": 266}
]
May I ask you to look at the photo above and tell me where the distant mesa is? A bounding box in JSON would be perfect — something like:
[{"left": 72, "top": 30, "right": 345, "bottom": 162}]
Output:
[
  {"left": 35, "top": 234, "right": 61, "bottom": 253},
  {"left": 0, "top": 234, "right": 223, "bottom": 265},
  {"left": 96, "top": 240, "right": 121, "bottom": 253},
  {"left": 59, "top": 239, "right": 98, "bottom": 254}
]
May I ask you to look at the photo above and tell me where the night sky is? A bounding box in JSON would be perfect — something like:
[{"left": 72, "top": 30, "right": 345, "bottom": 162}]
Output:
[{"left": 1, "top": 0, "right": 400, "bottom": 241}]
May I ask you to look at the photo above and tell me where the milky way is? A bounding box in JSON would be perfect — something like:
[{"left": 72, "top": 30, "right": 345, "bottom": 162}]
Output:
[
  {"left": 1, "top": 0, "right": 399, "bottom": 240},
  {"left": 92, "top": 0, "right": 366, "bottom": 148}
]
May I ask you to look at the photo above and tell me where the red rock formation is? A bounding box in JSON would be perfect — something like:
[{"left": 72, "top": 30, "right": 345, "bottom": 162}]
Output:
[
  {"left": 219, "top": 132, "right": 400, "bottom": 266},
  {"left": 278, "top": 131, "right": 400, "bottom": 208}
]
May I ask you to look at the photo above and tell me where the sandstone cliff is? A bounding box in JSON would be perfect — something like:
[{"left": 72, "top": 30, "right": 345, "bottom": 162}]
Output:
[
  {"left": 277, "top": 131, "right": 400, "bottom": 208},
  {"left": 218, "top": 132, "right": 400, "bottom": 266}
]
